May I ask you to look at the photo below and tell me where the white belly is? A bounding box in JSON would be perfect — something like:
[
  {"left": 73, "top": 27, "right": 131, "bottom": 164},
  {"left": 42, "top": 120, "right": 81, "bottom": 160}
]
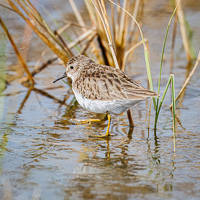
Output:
[{"left": 73, "top": 89, "right": 140, "bottom": 114}]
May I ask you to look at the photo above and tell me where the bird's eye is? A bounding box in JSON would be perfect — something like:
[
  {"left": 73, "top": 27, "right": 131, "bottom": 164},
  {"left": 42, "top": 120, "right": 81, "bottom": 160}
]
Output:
[{"left": 70, "top": 66, "right": 74, "bottom": 69}]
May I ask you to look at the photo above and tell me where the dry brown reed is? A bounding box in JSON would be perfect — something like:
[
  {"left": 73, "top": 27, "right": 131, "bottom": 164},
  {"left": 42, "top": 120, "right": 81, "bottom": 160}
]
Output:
[
  {"left": 176, "top": 0, "right": 194, "bottom": 62},
  {"left": 170, "top": 50, "right": 200, "bottom": 108},
  {"left": 7, "top": 0, "right": 71, "bottom": 63},
  {"left": 0, "top": 17, "right": 34, "bottom": 84}
]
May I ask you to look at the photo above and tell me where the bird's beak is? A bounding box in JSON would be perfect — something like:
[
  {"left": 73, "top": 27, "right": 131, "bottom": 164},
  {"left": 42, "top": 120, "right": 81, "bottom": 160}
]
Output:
[{"left": 53, "top": 72, "right": 67, "bottom": 83}]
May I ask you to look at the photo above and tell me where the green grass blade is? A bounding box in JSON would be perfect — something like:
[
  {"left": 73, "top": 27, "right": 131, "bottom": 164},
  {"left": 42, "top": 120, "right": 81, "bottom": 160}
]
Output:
[
  {"left": 144, "top": 47, "right": 156, "bottom": 108},
  {"left": 154, "top": 2, "right": 179, "bottom": 129},
  {"left": 157, "top": 76, "right": 172, "bottom": 115},
  {"left": 157, "top": 6, "right": 177, "bottom": 95},
  {"left": 155, "top": 4, "right": 178, "bottom": 113},
  {"left": 154, "top": 76, "right": 172, "bottom": 129}
]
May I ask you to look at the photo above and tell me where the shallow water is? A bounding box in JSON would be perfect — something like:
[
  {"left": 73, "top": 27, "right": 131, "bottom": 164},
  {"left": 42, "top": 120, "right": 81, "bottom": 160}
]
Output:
[{"left": 0, "top": 0, "right": 200, "bottom": 199}]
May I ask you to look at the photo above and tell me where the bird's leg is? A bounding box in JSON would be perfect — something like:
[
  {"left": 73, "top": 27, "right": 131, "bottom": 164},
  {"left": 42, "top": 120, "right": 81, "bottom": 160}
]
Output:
[
  {"left": 127, "top": 109, "right": 134, "bottom": 127},
  {"left": 89, "top": 113, "right": 111, "bottom": 138},
  {"left": 105, "top": 113, "right": 111, "bottom": 137}
]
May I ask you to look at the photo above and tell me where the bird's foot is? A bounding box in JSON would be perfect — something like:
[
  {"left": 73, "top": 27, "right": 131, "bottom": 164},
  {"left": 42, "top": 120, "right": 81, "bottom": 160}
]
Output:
[
  {"left": 72, "top": 118, "right": 102, "bottom": 125},
  {"left": 89, "top": 116, "right": 111, "bottom": 138}
]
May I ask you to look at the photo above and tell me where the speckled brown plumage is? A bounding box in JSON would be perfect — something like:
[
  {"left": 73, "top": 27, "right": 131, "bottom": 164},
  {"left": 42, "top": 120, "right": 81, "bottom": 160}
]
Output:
[{"left": 66, "top": 55, "right": 156, "bottom": 101}]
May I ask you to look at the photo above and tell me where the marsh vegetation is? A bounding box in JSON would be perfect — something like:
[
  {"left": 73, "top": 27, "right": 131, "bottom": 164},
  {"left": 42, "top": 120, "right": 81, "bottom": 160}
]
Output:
[{"left": 0, "top": 0, "right": 200, "bottom": 199}]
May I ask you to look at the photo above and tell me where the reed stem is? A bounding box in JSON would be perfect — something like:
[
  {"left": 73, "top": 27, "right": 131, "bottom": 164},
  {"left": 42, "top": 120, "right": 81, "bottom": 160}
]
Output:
[{"left": 0, "top": 17, "right": 34, "bottom": 85}]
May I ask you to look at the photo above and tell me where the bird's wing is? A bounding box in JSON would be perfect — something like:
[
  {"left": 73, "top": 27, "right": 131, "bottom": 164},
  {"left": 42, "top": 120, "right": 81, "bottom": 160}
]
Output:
[
  {"left": 75, "top": 64, "right": 156, "bottom": 101},
  {"left": 95, "top": 66, "right": 156, "bottom": 101}
]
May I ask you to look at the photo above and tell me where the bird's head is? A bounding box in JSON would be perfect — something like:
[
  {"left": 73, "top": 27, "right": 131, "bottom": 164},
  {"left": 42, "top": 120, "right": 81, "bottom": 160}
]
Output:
[{"left": 53, "top": 55, "right": 94, "bottom": 83}]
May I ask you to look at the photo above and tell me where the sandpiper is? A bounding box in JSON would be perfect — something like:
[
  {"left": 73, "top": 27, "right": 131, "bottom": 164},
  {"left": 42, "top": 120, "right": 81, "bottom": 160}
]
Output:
[{"left": 53, "top": 55, "right": 156, "bottom": 137}]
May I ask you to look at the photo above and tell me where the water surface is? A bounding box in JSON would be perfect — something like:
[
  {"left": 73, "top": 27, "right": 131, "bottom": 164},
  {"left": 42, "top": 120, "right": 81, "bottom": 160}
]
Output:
[{"left": 0, "top": 0, "right": 200, "bottom": 199}]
